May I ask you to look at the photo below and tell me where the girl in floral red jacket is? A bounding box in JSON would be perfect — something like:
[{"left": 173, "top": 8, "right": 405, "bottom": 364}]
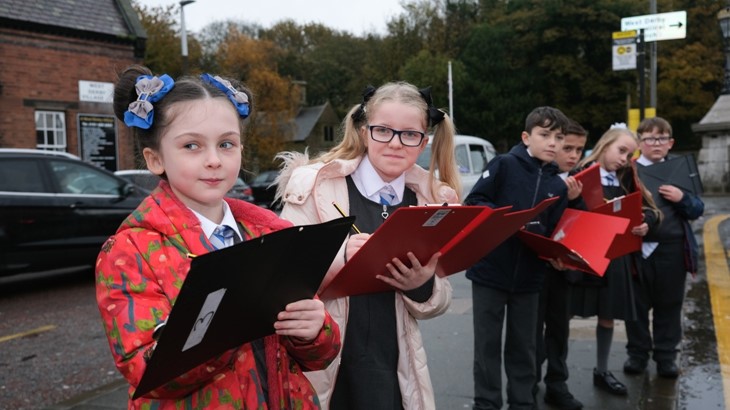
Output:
[{"left": 96, "top": 65, "right": 340, "bottom": 409}]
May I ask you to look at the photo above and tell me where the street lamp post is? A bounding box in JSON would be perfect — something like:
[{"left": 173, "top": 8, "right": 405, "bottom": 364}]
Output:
[
  {"left": 718, "top": 6, "right": 730, "bottom": 94},
  {"left": 180, "top": 0, "right": 196, "bottom": 75}
]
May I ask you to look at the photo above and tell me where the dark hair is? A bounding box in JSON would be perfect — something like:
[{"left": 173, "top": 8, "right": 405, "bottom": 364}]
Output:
[
  {"left": 113, "top": 64, "right": 253, "bottom": 153},
  {"left": 524, "top": 106, "right": 570, "bottom": 134},
  {"left": 564, "top": 120, "right": 588, "bottom": 138},
  {"left": 637, "top": 117, "right": 672, "bottom": 138}
]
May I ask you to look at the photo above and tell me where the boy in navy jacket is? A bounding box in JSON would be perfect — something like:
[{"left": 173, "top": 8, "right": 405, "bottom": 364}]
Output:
[
  {"left": 624, "top": 117, "right": 704, "bottom": 379},
  {"left": 465, "top": 106, "right": 570, "bottom": 410}
]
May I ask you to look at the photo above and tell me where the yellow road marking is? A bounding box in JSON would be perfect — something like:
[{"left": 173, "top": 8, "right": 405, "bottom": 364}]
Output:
[
  {"left": 0, "top": 324, "right": 56, "bottom": 343},
  {"left": 704, "top": 214, "right": 730, "bottom": 408}
]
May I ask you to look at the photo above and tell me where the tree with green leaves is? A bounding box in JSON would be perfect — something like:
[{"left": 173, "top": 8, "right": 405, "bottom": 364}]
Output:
[
  {"left": 654, "top": 0, "right": 725, "bottom": 148},
  {"left": 134, "top": 0, "right": 728, "bottom": 157}
]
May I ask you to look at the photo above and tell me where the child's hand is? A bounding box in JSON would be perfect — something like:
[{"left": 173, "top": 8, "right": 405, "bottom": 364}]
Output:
[
  {"left": 345, "top": 233, "right": 370, "bottom": 262},
  {"left": 658, "top": 184, "right": 683, "bottom": 203},
  {"left": 377, "top": 252, "right": 440, "bottom": 291},
  {"left": 631, "top": 222, "right": 649, "bottom": 237},
  {"left": 564, "top": 176, "right": 583, "bottom": 201},
  {"left": 274, "top": 298, "right": 325, "bottom": 343}
]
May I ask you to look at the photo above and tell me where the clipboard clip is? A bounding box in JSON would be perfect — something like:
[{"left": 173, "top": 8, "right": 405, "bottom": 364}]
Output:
[{"left": 423, "top": 202, "right": 461, "bottom": 207}]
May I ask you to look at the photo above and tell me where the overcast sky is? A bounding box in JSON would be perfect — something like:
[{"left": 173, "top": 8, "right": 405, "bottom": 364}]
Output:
[{"left": 135, "top": 0, "right": 405, "bottom": 35}]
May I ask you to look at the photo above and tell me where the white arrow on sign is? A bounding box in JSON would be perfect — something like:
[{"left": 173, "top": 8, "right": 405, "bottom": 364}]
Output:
[{"left": 621, "top": 10, "right": 686, "bottom": 42}]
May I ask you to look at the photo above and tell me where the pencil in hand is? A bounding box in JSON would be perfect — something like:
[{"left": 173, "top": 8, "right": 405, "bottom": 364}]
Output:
[{"left": 332, "top": 202, "right": 361, "bottom": 234}]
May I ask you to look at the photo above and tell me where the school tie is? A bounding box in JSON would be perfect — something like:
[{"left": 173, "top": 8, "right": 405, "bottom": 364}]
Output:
[
  {"left": 603, "top": 173, "right": 617, "bottom": 187},
  {"left": 379, "top": 185, "right": 396, "bottom": 205},
  {"left": 210, "top": 225, "right": 235, "bottom": 250}
]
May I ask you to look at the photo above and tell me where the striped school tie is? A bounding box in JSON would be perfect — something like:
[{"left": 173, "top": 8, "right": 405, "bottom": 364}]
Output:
[
  {"left": 210, "top": 225, "right": 235, "bottom": 250},
  {"left": 379, "top": 185, "right": 396, "bottom": 205},
  {"left": 603, "top": 174, "right": 618, "bottom": 187}
]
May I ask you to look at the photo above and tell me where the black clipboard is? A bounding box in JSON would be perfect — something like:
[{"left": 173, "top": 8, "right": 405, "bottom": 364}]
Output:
[
  {"left": 637, "top": 155, "right": 703, "bottom": 206},
  {"left": 133, "top": 216, "right": 354, "bottom": 399}
]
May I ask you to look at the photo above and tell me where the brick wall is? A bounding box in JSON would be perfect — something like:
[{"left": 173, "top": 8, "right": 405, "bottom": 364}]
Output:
[{"left": 0, "top": 27, "right": 142, "bottom": 170}]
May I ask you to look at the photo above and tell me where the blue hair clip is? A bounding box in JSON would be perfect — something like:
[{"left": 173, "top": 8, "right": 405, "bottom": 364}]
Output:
[
  {"left": 123, "top": 74, "right": 175, "bottom": 129},
  {"left": 200, "top": 73, "right": 250, "bottom": 118}
]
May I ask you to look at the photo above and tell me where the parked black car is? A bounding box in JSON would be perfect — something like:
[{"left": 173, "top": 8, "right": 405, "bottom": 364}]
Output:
[
  {"left": 250, "top": 170, "right": 280, "bottom": 209},
  {"left": 227, "top": 177, "right": 255, "bottom": 202},
  {"left": 115, "top": 170, "right": 255, "bottom": 203},
  {"left": 114, "top": 169, "right": 161, "bottom": 193},
  {"left": 0, "top": 149, "right": 147, "bottom": 278}
]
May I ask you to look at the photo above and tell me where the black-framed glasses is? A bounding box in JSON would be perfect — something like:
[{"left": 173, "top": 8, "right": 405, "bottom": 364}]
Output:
[
  {"left": 640, "top": 135, "right": 672, "bottom": 145},
  {"left": 368, "top": 125, "right": 426, "bottom": 147}
]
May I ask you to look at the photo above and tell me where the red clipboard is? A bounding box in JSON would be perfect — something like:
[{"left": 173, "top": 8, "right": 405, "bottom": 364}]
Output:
[
  {"left": 318, "top": 197, "right": 560, "bottom": 299},
  {"left": 573, "top": 163, "right": 603, "bottom": 210},
  {"left": 591, "top": 191, "right": 643, "bottom": 259},
  {"left": 517, "top": 209, "right": 629, "bottom": 277},
  {"left": 436, "top": 197, "right": 559, "bottom": 276},
  {"left": 319, "top": 206, "right": 485, "bottom": 299}
]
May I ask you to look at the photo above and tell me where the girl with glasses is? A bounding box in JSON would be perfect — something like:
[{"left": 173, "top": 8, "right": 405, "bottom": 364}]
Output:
[{"left": 275, "top": 82, "right": 459, "bottom": 409}]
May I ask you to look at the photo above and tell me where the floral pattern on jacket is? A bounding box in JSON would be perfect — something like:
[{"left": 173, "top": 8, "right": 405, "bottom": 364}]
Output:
[{"left": 96, "top": 181, "right": 340, "bottom": 409}]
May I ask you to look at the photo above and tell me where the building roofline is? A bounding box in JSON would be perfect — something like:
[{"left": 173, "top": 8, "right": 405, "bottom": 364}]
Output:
[{"left": 115, "top": 0, "right": 147, "bottom": 39}]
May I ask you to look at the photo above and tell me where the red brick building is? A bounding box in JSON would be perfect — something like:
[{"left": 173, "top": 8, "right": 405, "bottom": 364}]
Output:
[{"left": 0, "top": 0, "right": 146, "bottom": 171}]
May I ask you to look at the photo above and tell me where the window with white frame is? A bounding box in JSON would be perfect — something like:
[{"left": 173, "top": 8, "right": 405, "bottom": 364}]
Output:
[{"left": 35, "top": 111, "right": 67, "bottom": 151}]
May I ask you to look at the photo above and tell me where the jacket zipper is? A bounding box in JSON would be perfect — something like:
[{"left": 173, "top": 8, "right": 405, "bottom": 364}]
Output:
[
  {"left": 530, "top": 166, "right": 543, "bottom": 208},
  {"left": 512, "top": 166, "right": 543, "bottom": 292}
]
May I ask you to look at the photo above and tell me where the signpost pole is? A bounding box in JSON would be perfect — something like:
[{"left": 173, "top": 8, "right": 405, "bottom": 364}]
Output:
[
  {"left": 638, "top": 29, "right": 646, "bottom": 121},
  {"left": 649, "top": 0, "right": 658, "bottom": 108}
]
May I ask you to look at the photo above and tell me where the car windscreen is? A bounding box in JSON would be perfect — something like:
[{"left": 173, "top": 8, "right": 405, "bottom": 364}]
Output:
[{"left": 416, "top": 146, "right": 432, "bottom": 170}]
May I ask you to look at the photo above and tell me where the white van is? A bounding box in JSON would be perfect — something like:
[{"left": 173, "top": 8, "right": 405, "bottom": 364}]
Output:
[{"left": 416, "top": 134, "right": 496, "bottom": 200}]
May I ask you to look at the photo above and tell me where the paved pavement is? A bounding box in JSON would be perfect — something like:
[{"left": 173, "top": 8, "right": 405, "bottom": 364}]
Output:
[
  {"left": 420, "top": 275, "right": 681, "bottom": 410},
  {"left": 45, "top": 327, "right": 676, "bottom": 410},
  {"left": 44, "top": 293, "right": 681, "bottom": 410},
  {"left": 48, "top": 198, "right": 730, "bottom": 410}
]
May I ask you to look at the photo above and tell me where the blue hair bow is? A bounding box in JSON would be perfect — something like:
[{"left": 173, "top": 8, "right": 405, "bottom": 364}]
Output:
[
  {"left": 200, "top": 73, "right": 250, "bottom": 118},
  {"left": 123, "top": 74, "right": 175, "bottom": 129}
]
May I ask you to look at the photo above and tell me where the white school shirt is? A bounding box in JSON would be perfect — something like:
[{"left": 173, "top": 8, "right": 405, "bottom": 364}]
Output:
[
  {"left": 350, "top": 155, "right": 406, "bottom": 205},
  {"left": 599, "top": 167, "right": 619, "bottom": 187},
  {"left": 637, "top": 154, "right": 660, "bottom": 258},
  {"left": 190, "top": 200, "right": 243, "bottom": 247}
]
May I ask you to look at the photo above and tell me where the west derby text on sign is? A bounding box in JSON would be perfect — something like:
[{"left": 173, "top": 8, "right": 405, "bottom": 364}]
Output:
[
  {"left": 621, "top": 10, "right": 687, "bottom": 43},
  {"left": 78, "top": 81, "right": 114, "bottom": 103},
  {"left": 613, "top": 30, "right": 637, "bottom": 71}
]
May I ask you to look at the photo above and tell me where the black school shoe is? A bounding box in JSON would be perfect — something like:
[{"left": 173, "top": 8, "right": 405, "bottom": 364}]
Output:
[
  {"left": 544, "top": 388, "right": 584, "bottom": 410},
  {"left": 593, "top": 369, "right": 628, "bottom": 396},
  {"left": 623, "top": 357, "right": 648, "bottom": 374},
  {"left": 656, "top": 360, "right": 680, "bottom": 378}
]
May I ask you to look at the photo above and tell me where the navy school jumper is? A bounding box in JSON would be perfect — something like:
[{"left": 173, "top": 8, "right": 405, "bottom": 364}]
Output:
[{"left": 464, "top": 143, "right": 569, "bottom": 293}]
